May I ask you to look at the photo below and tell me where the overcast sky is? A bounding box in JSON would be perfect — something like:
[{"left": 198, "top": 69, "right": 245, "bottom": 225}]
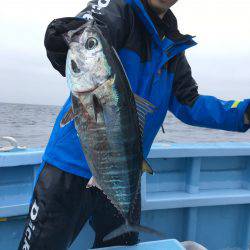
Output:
[{"left": 0, "top": 0, "right": 250, "bottom": 105}]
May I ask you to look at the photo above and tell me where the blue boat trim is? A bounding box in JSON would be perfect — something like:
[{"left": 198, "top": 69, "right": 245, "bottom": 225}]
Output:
[{"left": 1, "top": 143, "right": 250, "bottom": 250}]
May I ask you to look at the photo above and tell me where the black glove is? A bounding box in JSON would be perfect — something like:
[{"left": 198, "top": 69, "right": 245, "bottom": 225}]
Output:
[
  {"left": 44, "top": 17, "right": 86, "bottom": 52},
  {"left": 44, "top": 17, "right": 86, "bottom": 76}
]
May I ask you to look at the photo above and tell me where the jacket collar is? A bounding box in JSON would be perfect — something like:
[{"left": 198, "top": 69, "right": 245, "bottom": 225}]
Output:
[{"left": 131, "top": 0, "right": 196, "bottom": 52}]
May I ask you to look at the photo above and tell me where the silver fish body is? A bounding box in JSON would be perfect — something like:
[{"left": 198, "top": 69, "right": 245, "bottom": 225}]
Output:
[
  {"left": 62, "top": 22, "right": 162, "bottom": 241},
  {"left": 65, "top": 22, "right": 142, "bottom": 220}
]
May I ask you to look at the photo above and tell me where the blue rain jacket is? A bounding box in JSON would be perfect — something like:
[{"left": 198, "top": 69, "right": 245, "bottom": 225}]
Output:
[{"left": 43, "top": 0, "right": 250, "bottom": 179}]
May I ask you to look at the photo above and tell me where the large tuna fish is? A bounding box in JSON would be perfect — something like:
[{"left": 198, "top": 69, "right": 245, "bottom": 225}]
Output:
[{"left": 61, "top": 21, "right": 162, "bottom": 241}]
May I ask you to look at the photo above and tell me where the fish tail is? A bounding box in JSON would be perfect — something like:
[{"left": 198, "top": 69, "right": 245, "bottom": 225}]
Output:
[{"left": 103, "top": 220, "right": 166, "bottom": 242}]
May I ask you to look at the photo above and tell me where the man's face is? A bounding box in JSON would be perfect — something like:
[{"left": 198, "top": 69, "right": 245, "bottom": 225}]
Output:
[{"left": 148, "top": 0, "right": 178, "bottom": 15}]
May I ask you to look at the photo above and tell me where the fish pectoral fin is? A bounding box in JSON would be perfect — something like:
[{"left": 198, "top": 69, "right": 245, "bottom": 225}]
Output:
[
  {"left": 92, "top": 94, "right": 103, "bottom": 122},
  {"left": 142, "top": 159, "right": 154, "bottom": 175},
  {"left": 60, "top": 106, "right": 78, "bottom": 127},
  {"left": 134, "top": 94, "right": 156, "bottom": 134},
  {"left": 86, "top": 177, "right": 101, "bottom": 189}
]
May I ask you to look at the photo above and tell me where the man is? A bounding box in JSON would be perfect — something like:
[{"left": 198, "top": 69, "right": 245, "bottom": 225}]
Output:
[{"left": 19, "top": 0, "right": 250, "bottom": 249}]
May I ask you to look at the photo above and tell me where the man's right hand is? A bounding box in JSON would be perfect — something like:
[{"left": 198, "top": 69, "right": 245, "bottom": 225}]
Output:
[{"left": 44, "top": 17, "right": 86, "bottom": 76}]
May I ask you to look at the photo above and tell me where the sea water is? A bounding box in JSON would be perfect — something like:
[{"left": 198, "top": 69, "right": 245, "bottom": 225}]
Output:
[{"left": 0, "top": 102, "right": 250, "bottom": 148}]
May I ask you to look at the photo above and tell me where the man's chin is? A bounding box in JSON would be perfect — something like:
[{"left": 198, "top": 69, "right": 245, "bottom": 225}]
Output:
[
  {"left": 148, "top": 0, "right": 178, "bottom": 14},
  {"left": 148, "top": 0, "right": 167, "bottom": 14}
]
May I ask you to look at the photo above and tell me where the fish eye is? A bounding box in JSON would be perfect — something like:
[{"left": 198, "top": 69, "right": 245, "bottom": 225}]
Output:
[{"left": 85, "top": 37, "right": 98, "bottom": 50}]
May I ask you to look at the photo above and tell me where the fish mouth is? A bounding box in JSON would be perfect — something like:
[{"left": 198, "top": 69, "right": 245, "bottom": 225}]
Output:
[
  {"left": 72, "top": 85, "right": 99, "bottom": 95},
  {"left": 72, "top": 75, "right": 114, "bottom": 95}
]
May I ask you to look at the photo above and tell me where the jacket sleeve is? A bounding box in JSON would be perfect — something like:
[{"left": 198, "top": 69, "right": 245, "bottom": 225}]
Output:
[
  {"left": 168, "top": 53, "right": 250, "bottom": 132},
  {"left": 44, "top": 0, "right": 134, "bottom": 76}
]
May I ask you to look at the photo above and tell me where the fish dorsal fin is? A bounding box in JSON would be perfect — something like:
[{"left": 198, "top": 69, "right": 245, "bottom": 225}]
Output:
[
  {"left": 60, "top": 106, "right": 78, "bottom": 128},
  {"left": 134, "top": 94, "right": 155, "bottom": 134},
  {"left": 142, "top": 159, "right": 154, "bottom": 175}
]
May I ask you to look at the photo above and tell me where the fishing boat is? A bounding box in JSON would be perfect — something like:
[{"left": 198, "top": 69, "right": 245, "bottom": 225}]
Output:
[{"left": 1, "top": 141, "right": 250, "bottom": 250}]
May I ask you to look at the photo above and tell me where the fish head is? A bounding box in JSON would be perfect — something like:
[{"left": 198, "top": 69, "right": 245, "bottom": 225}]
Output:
[{"left": 65, "top": 22, "right": 112, "bottom": 96}]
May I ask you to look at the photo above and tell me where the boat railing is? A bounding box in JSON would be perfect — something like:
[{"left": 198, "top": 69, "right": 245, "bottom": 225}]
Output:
[{"left": 1, "top": 142, "right": 250, "bottom": 249}]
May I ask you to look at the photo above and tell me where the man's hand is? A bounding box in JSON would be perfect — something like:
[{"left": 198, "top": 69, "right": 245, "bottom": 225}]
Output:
[
  {"left": 44, "top": 17, "right": 86, "bottom": 52},
  {"left": 244, "top": 104, "right": 250, "bottom": 125},
  {"left": 44, "top": 17, "right": 86, "bottom": 76}
]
